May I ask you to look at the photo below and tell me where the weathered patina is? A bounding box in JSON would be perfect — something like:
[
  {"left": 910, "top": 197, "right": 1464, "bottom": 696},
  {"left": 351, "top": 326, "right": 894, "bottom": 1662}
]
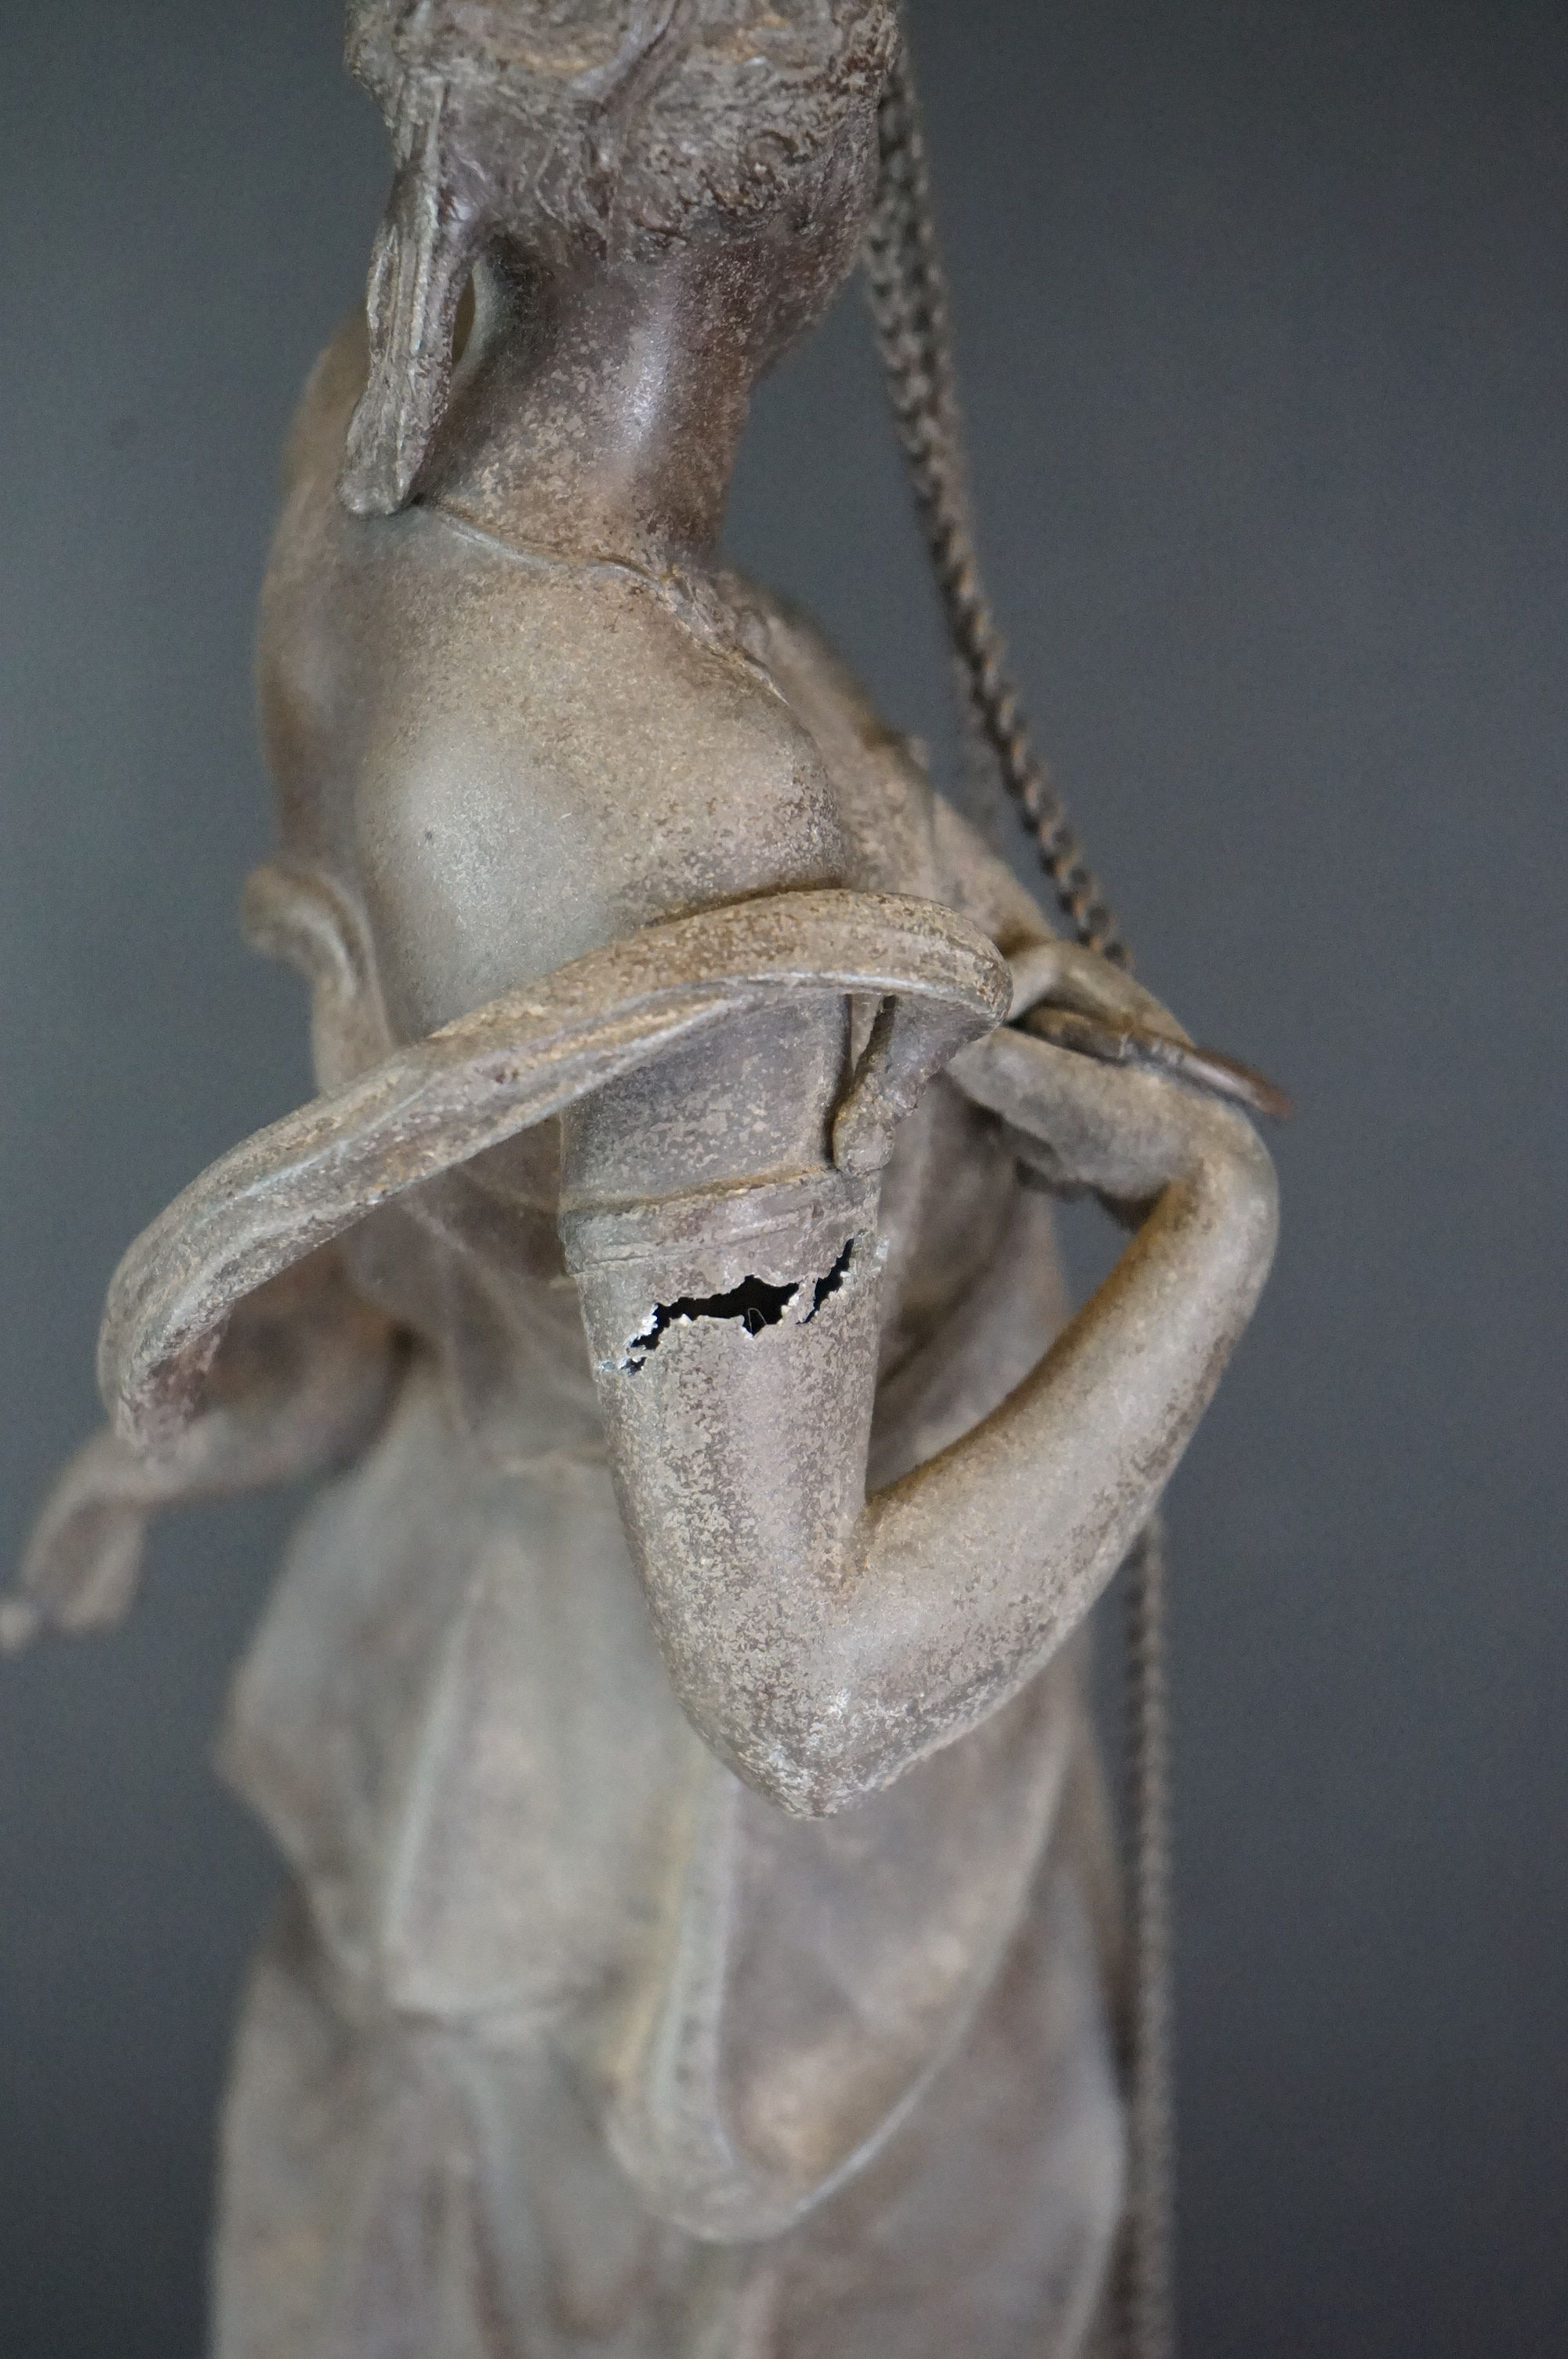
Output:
[{"left": 13, "top": 8, "right": 1276, "bottom": 2352}]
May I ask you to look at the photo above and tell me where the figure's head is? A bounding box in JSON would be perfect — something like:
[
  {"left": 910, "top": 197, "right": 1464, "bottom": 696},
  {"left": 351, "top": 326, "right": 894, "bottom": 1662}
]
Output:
[{"left": 341, "top": 0, "right": 896, "bottom": 514}]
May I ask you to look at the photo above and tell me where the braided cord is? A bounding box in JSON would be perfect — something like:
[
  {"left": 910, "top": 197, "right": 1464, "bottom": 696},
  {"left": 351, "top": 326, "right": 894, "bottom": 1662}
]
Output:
[
  {"left": 862, "top": 45, "right": 1129, "bottom": 969},
  {"left": 863, "top": 35, "right": 1174, "bottom": 2358},
  {"left": 1117, "top": 1515, "right": 1177, "bottom": 2359}
]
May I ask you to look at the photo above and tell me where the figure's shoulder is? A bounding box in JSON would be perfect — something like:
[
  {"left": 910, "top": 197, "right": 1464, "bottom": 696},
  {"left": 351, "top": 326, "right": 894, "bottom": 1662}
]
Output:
[
  {"left": 928, "top": 795, "right": 1054, "bottom": 958},
  {"left": 345, "top": 540, "right": 851, "bottom": 1027},
  {"left": 268, "top": 320, "right": 818, "bottom": 764},
  {"left": 260, "top": 327, "right": 1043, "bottom": 1031},
  {"left": 716, "top": 572, "right": 1054, "bottom": 954}
]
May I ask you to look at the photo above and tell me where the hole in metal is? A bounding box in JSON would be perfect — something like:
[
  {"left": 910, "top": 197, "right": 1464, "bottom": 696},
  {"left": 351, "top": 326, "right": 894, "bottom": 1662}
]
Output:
[
  {"left": 620, "top": 1239, "right": 855, "bottom": 1372},
  {"left": 805, "top": 1237, "right": 855, "bottom": 1321}
]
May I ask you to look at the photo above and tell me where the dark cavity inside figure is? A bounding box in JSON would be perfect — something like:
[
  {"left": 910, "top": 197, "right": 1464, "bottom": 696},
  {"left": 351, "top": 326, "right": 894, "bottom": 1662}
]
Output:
[{"left": 13, "top": 7, "right": 1276, "bottom": 2356}]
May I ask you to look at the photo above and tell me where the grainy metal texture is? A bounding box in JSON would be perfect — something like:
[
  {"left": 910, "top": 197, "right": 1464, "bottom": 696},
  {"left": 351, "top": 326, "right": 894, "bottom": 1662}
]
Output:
[{"left": 9, "top": 9, "right": 1277, "bottom": 2354}]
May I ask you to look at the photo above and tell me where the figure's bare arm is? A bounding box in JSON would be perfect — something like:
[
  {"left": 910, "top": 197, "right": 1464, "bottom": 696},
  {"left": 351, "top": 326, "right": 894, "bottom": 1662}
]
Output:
[
  {"left": 572, "top": 986, "right": 1275, "bottom": 1815},
  {"left": 532, "top": 754, "right": 1276, "bottom": 1813},
  {"left": 6, "top": 1249, "right": 400, "bottom": 1649}
]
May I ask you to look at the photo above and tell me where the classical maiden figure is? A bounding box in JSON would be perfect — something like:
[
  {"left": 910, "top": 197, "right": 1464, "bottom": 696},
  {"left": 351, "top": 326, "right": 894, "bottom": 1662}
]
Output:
[{"left": 13, "top": 8, "right": 1277, "bottom": 2354}]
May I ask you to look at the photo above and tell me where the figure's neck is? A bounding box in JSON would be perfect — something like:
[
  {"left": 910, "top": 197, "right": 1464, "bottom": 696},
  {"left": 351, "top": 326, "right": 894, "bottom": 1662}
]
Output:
[{"left": 423, "top": 249, "right": 761, "bottom": 573}]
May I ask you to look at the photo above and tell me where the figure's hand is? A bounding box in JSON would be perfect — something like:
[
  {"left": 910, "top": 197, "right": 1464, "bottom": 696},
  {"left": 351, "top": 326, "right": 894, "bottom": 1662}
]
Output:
[
  {"left": 2, "top": 1430, "right": 159, "bottom": 1651},
  {"left": 950, "top": 943, "right": 1272, "bottom": 1212},
  {"left": 1004, "top": 937, "right": 1290, "bottom": 1132},
  {"left": 1002, "top": 937, "right": 1189, "bottom": 1043}
]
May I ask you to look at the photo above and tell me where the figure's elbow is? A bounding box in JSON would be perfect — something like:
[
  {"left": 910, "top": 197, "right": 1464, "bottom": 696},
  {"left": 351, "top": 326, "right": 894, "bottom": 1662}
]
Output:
[
  {"left": 700, "top": 1657, "right": 909, "bottom": 1821},
  {"left": 1174, "top": 1097, "right": 1280, "bottom": 1309},
  {"left": 1210, "top": 1103, "right": 1279, "bottom": 1246},
  {"left": 728, "top": 1743, "right": 872, "bottom": 1821}
]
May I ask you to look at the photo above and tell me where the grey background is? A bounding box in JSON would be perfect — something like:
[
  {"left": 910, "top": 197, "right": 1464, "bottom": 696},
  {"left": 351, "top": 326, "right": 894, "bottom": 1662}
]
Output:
[{"left": 2, "top": 1, "right": 1563, "bottom": 2351}]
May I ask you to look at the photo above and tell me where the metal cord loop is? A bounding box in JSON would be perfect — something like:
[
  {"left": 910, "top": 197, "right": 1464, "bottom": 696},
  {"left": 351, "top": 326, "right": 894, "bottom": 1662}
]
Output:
[
  {"left": 862, "top": 42, "right": 1130, "bottom": 969},
  {"left": 1117, "top": 1514, "right": 1177, "bottom": 2359},
  {"left": 864, "top": 32, "right": 1175, "bottom": 2356}
]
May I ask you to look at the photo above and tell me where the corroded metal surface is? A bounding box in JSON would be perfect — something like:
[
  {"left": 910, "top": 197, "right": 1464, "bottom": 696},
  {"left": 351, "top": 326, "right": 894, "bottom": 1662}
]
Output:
[{"left": 12, "top": 9, "right": 1276, "bottom": 2354}]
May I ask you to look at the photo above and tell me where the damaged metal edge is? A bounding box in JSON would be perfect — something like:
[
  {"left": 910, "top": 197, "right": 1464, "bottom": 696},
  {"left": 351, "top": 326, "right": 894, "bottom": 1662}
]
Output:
[{"left": 618, "top": 1237, "right": 857, "bottom": 1372}]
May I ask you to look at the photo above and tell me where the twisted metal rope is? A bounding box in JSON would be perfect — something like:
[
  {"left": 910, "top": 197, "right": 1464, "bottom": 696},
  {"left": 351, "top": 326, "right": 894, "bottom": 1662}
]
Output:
[
  {"left": 863, "top": 38, "right": 1174, "bottom": 2358},
  {"left": 1117, "top": 1514, "right": 1176, "bottom": 2359},
  {"left": 862, "top": 44, "right": 1129, "bottom": 969}
]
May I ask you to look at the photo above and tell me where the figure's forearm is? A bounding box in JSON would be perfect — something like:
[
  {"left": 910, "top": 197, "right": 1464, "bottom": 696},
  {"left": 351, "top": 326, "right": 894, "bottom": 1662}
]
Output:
[
  {"left": 823, "top": 1118, "right": 1276, "bottom": 1801},
  {"left": 579, "top": 1044, "right": 1276, "bottom": 1817}
]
